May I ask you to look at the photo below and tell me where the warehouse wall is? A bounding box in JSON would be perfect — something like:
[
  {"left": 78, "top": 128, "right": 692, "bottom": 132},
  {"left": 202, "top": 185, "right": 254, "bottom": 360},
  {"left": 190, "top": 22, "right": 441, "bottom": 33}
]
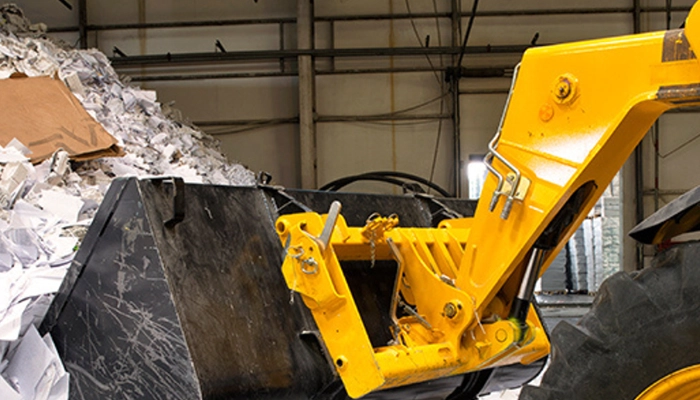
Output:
[{"left": 14, "top": 0, "right": 700, "bottom": 273}]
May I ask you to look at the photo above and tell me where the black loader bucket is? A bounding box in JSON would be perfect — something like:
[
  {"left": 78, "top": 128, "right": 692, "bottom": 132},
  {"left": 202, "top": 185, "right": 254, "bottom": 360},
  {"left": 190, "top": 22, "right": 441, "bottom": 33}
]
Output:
[{"left": 39, "top": 177, "right": 543, "bottom": 399}]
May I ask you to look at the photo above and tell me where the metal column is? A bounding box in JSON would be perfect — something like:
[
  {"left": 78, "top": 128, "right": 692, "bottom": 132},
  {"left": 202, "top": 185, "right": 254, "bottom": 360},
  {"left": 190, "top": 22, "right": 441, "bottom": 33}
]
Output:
[
  {"left": 78, "top": 0, "right": 87, "bottom": 49},
  {"left": 451, "top": 0, "right": 462, "bottom": 197},
  {"left": 632, "top": 0, "right": 645, "bottom": 270},
  {"left": 297, "top": 0, "right": 317, "bottom": 189}
]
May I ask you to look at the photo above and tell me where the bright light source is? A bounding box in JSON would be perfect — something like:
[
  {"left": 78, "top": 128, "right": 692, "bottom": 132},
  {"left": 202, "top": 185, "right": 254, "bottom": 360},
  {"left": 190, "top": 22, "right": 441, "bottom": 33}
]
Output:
[{"left": 467, "top": 160, "right": 486, "bottom": 200}]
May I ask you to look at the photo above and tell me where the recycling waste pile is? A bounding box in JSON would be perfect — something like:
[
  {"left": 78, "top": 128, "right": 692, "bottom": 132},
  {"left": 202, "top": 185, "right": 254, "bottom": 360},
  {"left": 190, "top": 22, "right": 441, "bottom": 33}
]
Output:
[{"left": 0, "top": 5, "right": 254, "bottom": 399}]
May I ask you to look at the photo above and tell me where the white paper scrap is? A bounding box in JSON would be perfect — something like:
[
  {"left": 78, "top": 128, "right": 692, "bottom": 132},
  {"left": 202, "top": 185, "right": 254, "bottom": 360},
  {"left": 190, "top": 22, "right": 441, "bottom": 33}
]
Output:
[
  {"left": 45, "top": 236, "right": 78, "bottom": 267},
  {"left": 5, "top": 139, "right": 31, "bottom": 156},
  {"left": 0, "top": 375, "right": 21, "bottom": 400},
  {"left": 47, "top": 373, "right": 69, "bottom": 400},
  {"left": 9, "top": 201, "right": 52, "bottom": 230},
  {"left": 2, "top": 326, "right": 68, "bottom": 400},
  {"left": 0, "top": 147, "right": 28, "bottom": 164},
  {"left": 36, "top": 191, "right": 84, "bottom": 225},
  {"left": 18, "top": 266, "right": 68, "bottom": 301},
  {"left": 0, "top": 299, "right": 29, "bottom": 341}
]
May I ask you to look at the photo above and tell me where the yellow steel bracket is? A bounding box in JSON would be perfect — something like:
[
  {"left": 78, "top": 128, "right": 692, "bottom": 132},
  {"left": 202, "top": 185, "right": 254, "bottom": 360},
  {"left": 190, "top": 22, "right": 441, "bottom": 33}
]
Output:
[
  {"left": 501, "top": 172, "right": 531, "bottom": 202},
  {"left": 276, "top": 204, "right": 385, "bottom": 397},
  {"left": 276, "top": 205, "right": 550, "bottom": 398}
]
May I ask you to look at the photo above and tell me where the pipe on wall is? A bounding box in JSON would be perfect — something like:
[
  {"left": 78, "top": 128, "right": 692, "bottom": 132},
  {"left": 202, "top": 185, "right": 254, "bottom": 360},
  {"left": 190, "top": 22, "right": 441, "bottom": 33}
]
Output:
[
  {"left": 451, "top": 0, "right": 462, "bottom": 198},
  {"left": 47, "top": 6, "right": 692, "bottom": 33},
  {"left": 297, "top": 0, "right": 317, "bottom": 189},
  {"left": 109, "top": 45, "right": 532, "bottom": 67}
]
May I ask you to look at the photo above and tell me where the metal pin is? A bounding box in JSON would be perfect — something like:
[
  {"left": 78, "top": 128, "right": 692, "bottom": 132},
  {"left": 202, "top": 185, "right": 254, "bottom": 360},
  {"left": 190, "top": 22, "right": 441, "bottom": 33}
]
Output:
[{"left": 318, "top": 201, "right": 342, "bottom": 251}]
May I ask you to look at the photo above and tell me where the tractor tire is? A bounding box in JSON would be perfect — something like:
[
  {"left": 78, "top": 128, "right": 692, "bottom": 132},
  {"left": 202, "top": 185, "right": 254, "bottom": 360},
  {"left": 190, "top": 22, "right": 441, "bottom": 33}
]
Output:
[{"left": 519, "top": 241, "right": 700, "bottom": 400}]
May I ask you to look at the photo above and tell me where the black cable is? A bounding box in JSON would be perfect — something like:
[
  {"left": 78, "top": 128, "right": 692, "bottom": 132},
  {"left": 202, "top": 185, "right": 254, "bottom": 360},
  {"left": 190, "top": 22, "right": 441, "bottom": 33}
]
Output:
[
  {"left": 322, "top": 91, "right": 449, "bottom": 120},
  {"left": 659, "top": 131, "right": 700, "bottom": 158},
  {"left": 113, "top": 46, "right": 127, "bottom": 57},
  {"left": 58, "top": 0, "right": 73, "bottom": 11},
  {"left": 323, "top": 175, "right": 421, "bottom": 192},
  {"left": 426, "top": 0, "right": 446, "bottom": 195},
  {"left": 370, "top": 171, "right": 450, "bottom": 195},
  {"left": 405, "top": 0, "right": 442, "bottom": 87},
  {"left": 427, "top": 114, "right": 443, "bottom": 192},
  {"left": 456, "top": 0, "right": 480, "bottom": 69},
  {"left": 321, "top": 171, "right": 451, "bottom": 197},
  {"left": 215, "top": 39, "right": 227, "bottom": 53}
]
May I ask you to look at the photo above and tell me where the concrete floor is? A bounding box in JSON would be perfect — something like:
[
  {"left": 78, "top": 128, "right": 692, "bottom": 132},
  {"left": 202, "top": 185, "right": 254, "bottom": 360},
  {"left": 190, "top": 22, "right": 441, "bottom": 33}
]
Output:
[{"left": 479, "top": 374, "right": 542, "bottom": 399}]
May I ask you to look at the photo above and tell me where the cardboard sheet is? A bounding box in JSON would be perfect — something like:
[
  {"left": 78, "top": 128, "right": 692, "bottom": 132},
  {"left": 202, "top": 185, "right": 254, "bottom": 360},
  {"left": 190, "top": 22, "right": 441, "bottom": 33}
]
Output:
[{"left": 0, "top": 74, "right": 121, "bottom": 163}]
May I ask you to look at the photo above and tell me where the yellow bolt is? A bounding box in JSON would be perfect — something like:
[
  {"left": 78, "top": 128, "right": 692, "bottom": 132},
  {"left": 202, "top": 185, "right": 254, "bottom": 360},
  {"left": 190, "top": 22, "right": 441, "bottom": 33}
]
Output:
[
  {"left": 552, "top": 73, "right": 578, "bottom": 104},
  {"left": 444, "top": 302, "right": 458, "bottom": 319},
  {"left": 496, "top": 328, "right": 508, "bottom": 343},
  {"left": 556, "top": 79, "right": 571, "bottom": 99}
]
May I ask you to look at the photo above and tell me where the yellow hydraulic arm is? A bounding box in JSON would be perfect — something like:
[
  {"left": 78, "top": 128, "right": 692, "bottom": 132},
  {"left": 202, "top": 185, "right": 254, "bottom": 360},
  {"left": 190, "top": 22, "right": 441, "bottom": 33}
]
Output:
[{"left": 276, "top": 3, "right": 700, "bottom": 398}]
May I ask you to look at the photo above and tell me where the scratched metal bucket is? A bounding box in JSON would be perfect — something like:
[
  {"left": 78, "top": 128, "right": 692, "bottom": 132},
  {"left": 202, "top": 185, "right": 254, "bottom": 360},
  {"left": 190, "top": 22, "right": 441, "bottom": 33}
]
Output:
[{"left": 40, "top": 177, "right": 543, "bottom": 399}]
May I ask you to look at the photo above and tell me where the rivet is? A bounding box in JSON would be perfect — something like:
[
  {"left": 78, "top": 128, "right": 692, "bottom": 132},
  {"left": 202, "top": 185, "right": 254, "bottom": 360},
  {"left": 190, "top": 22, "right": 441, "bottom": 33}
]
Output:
[{"left": 539, "top": 104, "right": 554, "bottom": 122}]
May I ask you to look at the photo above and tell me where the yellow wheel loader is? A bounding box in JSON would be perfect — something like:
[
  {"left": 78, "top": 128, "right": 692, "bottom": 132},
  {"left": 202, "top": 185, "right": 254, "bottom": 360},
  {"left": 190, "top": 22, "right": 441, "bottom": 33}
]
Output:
[{"left": 41, "top": 3, "right": 700, "bottom": 399}]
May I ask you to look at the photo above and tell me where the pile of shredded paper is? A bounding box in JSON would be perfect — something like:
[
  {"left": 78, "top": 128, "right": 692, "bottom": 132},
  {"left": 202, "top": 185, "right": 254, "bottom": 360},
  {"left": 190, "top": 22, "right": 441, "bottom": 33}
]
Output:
[{"left": 0, "top": 4, "right": 254, "bottom": 399}]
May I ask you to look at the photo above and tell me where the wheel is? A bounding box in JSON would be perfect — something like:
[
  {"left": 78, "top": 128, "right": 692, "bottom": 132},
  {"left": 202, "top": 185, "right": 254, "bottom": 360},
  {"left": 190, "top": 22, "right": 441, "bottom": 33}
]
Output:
[{"left": 519, "top": 241, "right": 700, "bottom": 400}]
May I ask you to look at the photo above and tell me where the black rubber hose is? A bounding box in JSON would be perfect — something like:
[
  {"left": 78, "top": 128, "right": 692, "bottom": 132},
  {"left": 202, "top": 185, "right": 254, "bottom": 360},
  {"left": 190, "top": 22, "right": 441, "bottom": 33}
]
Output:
[
  {"left": 365, "top": 171, "right": 452, "bottom": 196},
  {"left": 321, "top": 175, "right": 425, "bottom": 194},
  {"left": 320, "top": 171, "right": 451, "bottom": 197}
]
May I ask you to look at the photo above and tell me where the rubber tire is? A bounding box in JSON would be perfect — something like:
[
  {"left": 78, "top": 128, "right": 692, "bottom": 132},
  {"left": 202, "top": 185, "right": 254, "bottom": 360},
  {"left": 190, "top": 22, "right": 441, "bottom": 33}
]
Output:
[{"left": 520, "top": 241, "right": 700, "bottom": 400}]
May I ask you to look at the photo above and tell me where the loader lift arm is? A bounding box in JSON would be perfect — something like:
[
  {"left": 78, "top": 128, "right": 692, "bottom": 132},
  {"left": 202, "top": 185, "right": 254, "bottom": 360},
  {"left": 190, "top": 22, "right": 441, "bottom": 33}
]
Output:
[{"left": 276, "top": 4, "right": 700, "bottom": 398}]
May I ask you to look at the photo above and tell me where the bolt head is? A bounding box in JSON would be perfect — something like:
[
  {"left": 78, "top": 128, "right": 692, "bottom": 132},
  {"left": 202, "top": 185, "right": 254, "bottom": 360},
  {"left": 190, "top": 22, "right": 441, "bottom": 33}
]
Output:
[
  {"left": 551, "top": 74, "right": 578, "bottom": 104},
  {"left": 444, "top": 302, "right": 458, "bottom": 319},
  {"left": 556, "top": 80, "right": 571, "bottom": 99},
  {"left": 496, "top": 328, "right": 508, "bottom": 342}
]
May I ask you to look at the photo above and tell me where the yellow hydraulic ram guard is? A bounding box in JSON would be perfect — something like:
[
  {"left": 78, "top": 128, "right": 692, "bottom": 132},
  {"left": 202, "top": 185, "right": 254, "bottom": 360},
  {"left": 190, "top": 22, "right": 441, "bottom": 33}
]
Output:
[{"left": 277, "top": 3, "right": 700, "bottom": 398}]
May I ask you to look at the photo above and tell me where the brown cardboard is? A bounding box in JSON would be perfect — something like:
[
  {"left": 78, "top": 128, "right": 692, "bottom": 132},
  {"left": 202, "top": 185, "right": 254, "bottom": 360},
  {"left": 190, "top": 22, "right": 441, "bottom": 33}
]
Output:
[{"left": 0, "top": 74, "right": 122, "bottom": 163}]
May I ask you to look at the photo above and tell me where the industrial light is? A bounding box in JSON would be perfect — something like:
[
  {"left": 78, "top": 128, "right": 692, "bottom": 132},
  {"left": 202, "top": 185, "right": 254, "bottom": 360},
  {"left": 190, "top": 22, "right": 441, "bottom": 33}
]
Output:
[{"left": 467, "top": 155, "right": 486, "bottom": 200}]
